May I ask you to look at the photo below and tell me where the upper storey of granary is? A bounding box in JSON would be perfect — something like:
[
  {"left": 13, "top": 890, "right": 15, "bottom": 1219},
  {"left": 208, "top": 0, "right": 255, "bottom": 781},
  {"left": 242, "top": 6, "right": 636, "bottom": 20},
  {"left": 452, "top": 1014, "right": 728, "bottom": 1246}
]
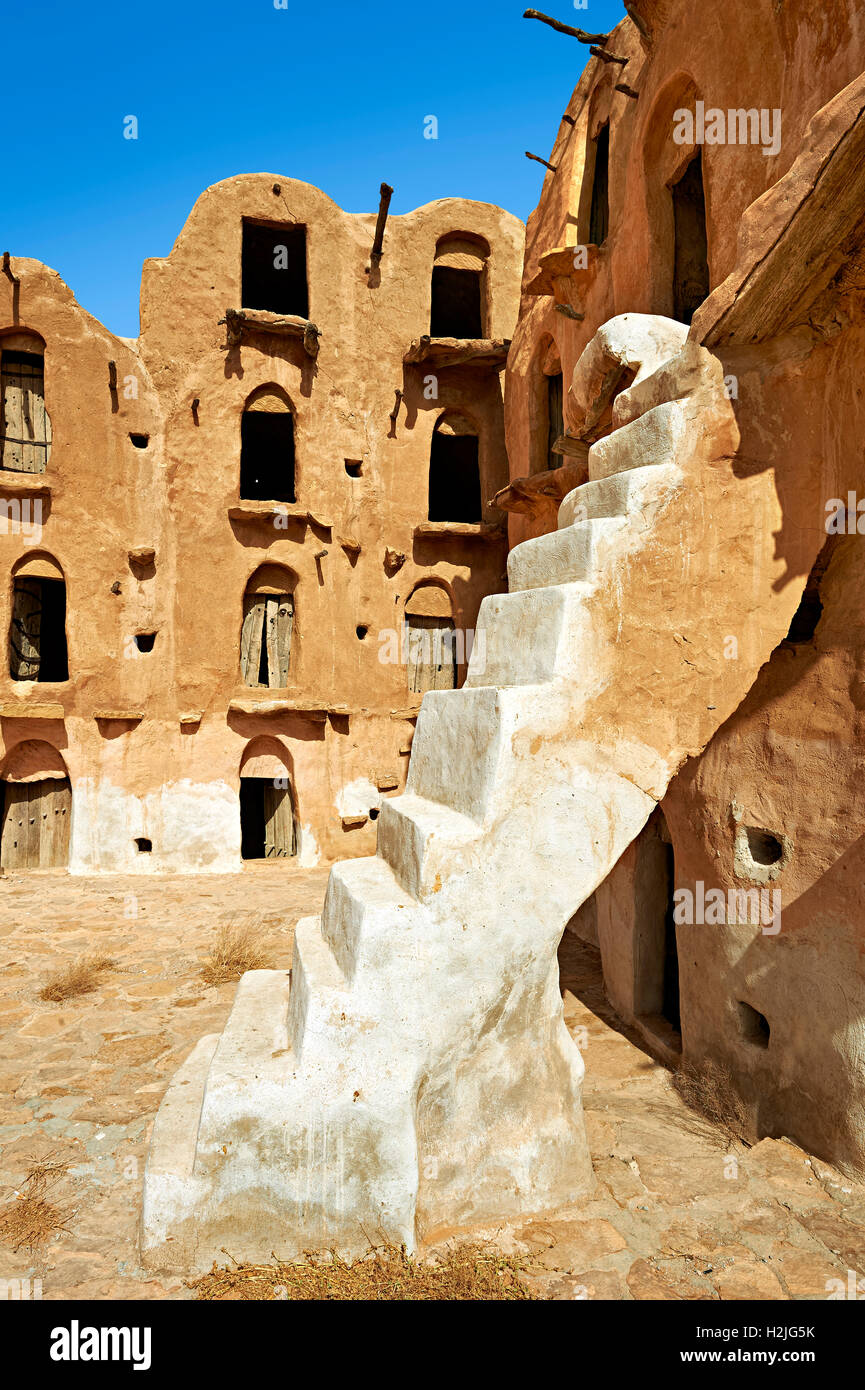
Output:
[
  {"left": 137, "top": 174, "right": 524, "bottom": 398},
  {"left": 502, "top": 0, "right": 865, "bottom": 536}
]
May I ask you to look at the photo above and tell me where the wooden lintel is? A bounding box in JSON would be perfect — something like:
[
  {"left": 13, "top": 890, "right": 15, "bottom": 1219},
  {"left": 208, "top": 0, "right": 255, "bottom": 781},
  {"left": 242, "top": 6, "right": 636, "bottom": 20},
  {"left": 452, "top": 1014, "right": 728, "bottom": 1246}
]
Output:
[
  {"left": 615, "top": 83, "right": 640, "bottom": 100},
  {"left": 221, "top": 308, "right": 321, "bottom": 358},
  {"left": 404, "top": 336, "right": 510, "bottom": 370}
]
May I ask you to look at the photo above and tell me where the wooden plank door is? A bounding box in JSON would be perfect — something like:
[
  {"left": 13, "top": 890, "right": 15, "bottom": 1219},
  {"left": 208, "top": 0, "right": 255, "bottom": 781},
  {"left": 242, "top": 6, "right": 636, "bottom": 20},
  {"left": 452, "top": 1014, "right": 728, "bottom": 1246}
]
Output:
[
  {"left": 38, "top": 778, "right": 71, "bottom": 868},
  {"left": 9, "top": 579, "right": 42, "bottom": 679},
  {"left": 263, "top": 781, "right": 296, "bottom": 857},
  {"left": 240, "top": 594, "right": 266, "bottom": 686},
  {"left": 0, "top": 354, "right": 50, "bottom": 473},
  {"left": 264, "top": 595, "right": 293, "bottom": 688},
  {"left": 406, "top": 616, "right": 458, "bottom": 695}
]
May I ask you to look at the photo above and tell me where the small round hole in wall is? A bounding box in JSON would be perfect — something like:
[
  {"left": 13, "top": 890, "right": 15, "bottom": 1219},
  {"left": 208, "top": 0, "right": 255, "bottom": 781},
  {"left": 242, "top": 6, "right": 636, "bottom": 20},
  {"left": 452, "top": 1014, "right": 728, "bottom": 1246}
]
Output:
[
  {"left": 369, "top": 807, "right": 380, "bottom": 821},
  {"left": 135, "top": 633, "right": 157, "bottom": 653},
  {"left": 345, "top": 460, "right": 363, "bottom": 478},
  {"left": 135, "top": 837, "right": 152, "bottom": 853},
  {"left": 356, "top": 625, "right": 368, "bottom": 640},
  {"left": 129, "top": 433, "right": 150, "bottom": 449},
  {"left": 738, "top": 1000, "right": 770, "bottom": 1048},
  {"left": 745, "top": 827, "right": 784, "bottom": 866}
]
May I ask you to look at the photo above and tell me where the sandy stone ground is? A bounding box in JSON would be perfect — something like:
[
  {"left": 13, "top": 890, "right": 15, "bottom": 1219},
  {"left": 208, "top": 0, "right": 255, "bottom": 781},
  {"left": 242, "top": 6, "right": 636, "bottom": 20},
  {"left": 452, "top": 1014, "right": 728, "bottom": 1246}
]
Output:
[{"left": 0, "top": 866, "right": 862, "bottom": 1301}]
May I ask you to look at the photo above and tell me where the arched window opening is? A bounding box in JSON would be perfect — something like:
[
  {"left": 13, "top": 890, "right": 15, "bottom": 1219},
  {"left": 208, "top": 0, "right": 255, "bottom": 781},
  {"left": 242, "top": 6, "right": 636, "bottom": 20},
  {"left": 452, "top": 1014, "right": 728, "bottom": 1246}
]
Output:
[
  {"left": 430, "top": 234, "right": 489, "bottom": 339},
  {"left": 239, "top": 739, "right": 297, "bottom": 860},
  {"left": 671, "top": 152, "right": 709, "bottom": 325},
  {"left": 428, "top": 412, "right": 481, "bottom": 524},
  {"left": 9, "top": 554, "right": 68, "bottom": 682},
  {"left": 240, "top": 385, "right": 295, "bottom": 503},
  {"left": 240, "top": 564, "right": 295, "bottom": 689},
  {"left": 242, "top": 219, "right": 308, "bottom": 318},
  {"left": 405, "top": 584, "right": 458, "bottom": 695},
  {"left": 0, "top": 334, "right": 51, "bottom": 474},
  {"left": 0, "top": 740, "right": 71, "bottom": 870}
]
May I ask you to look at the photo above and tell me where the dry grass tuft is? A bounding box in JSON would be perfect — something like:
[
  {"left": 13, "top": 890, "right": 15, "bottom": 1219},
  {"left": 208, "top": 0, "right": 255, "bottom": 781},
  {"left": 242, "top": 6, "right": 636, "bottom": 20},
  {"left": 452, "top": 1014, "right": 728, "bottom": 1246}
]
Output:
[
  {"left": 190, "top": 1240, "right": 536, "bottom": 1301},
  {"left": 39, "top": 953, "right": 116, "bottom": 1003},
  {"left": 0, "top": 1154, "right": 76, "bottom": 1252},
  {"left": 672, "top": 1059, "right": 754, "bottom": 1147},
  {"left": 200, "top": 919, "right": 270, "bottom": 986}
]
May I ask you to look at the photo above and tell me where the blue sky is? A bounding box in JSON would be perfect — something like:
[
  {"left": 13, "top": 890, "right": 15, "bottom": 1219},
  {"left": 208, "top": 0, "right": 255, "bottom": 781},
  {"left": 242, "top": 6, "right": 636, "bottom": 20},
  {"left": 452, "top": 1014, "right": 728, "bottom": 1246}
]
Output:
[{"left": 1, "top": 0, "right": 627, "bottom": 338}]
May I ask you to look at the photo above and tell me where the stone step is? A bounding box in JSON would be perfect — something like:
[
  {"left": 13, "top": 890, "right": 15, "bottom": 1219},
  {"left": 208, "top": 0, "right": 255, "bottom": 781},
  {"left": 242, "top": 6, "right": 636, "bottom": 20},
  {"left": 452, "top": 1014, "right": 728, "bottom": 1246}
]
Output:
[
  {"left": 208, "top": 968, "right": 293, "bottom": 1082},
  {"left": 143, "top": 1032, "right": 220, "bottom": 1186},
  {"left": 557, "top": 470, "right": 639, "bottom": 529},
  {"left": 465, "top": 582, "right": 592, "bottom": 689},
  {"left": 587, "top": 400, "right": 687, "bottom": 481},
  {"left": 507, "top": 515, "right": 629, "bottom": 593},
  {"left": 377, "top": 791, "right": 481, "bottom": 900},
  {"left": 318, "top": 857, "right": 428, "bottom": 981},
  {"left": 287, "top": 914, "right": 352, "bottom": 1056}
]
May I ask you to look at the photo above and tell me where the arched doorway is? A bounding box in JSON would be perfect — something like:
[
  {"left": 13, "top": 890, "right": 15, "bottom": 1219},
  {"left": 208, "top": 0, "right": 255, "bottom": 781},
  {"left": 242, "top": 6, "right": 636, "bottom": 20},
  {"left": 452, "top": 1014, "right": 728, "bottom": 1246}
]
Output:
[
  {"left": 239, "top": 738, "right": 297, "bottom": 861},
  {"left": 0, "top": 740, "right": 71, "bottom": 870},
  {"left": 404, "top": 583, "right": 458, "bottom": 695}
]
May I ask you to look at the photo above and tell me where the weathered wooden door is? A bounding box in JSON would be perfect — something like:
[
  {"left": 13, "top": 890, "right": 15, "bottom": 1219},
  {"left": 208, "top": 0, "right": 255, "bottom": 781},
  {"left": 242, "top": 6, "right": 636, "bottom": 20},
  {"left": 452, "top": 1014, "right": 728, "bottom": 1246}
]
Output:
[
  {"left": 9, "top": 579, "right": 42, "bottom": 679},
  {"left": 0, "top": 777, "right": 71, "bottom": 869},
  {"left": 0, "top": 352, "right": 51, "bottom": 473},
  {"left": 240, "top": 593, "right": 293, "bottom": 687},
  {"left": 262, "top": 781, "right": 296, "bottom": 857},
  {"left": 406, "top": 616, "right": 458, "bottom": 695}
]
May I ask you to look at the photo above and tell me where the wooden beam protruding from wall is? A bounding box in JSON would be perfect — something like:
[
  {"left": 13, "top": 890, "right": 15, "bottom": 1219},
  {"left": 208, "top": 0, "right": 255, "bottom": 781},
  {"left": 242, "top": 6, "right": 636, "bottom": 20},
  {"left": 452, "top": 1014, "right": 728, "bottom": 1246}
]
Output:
[{"left": 523, "top": 9, "right": 609, "bottom": 44}]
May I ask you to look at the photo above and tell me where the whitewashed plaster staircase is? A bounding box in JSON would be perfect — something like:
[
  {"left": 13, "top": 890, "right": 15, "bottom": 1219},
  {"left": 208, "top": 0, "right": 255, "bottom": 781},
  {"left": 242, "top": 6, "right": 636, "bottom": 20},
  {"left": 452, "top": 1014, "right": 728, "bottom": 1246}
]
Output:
[{"left": 141, "top": 314, "right": 787, "bottom": 1271}]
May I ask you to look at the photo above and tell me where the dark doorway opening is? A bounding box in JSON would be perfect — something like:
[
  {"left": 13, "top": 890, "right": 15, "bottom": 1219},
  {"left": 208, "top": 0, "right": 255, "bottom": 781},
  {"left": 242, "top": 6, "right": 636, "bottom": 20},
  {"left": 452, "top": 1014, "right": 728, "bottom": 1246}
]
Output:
[
  {"left": 9, "top": 577, "right": 68, "bottom": 681},
  {"left": 430, "top": 267, "right": 483, "bottom": 338},
  {"left": 547, "top": 372, "right": 564, "bottom": 471},
  {"left": 241, "top": 221, "right": 309, "bottom": 318},
  {"left": 240, "top": 778, "right": 296, "bottom": 860},
  {"left": 240, "top": 410, "right": 295, "bottom": 502},
  {"left": 588, "top": 124, "right": 610, "bottom": 246},
  {"left": 672, "top": 152, "right": 710, "bottom": 324},
  {"left": 634, "top": 810, "right": 681, "bottom": 1035},
  {"left": 428, "top": 431, "right": 481, "bottom": 523}
]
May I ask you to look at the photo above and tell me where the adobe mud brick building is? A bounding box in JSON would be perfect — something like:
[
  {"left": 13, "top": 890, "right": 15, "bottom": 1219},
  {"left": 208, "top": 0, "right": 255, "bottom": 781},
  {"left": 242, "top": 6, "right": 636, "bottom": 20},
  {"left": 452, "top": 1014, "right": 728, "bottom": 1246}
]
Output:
[
  {"left": 0, "top": 181, "right": 523, "bottom": 873},
  {"left": 140, "top": 0, "right": 865, "bottom": 1272}
]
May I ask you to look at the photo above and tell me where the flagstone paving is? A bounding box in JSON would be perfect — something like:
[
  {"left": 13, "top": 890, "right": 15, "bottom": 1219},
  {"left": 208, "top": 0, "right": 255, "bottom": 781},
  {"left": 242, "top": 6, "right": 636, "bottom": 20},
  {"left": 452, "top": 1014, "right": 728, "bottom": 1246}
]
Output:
[{"left": 0, "top": 869, "right": 862, "bottom": 1300}]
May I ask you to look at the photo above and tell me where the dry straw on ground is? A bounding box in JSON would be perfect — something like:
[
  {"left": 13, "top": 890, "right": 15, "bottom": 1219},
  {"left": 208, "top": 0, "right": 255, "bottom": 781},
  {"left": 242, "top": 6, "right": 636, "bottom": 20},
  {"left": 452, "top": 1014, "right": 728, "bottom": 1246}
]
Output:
[
  {"left": 672, "top": 1059, "right": 754, "bottom": 1147},
  {"left": 190, "top": 1241, "right": 536, "bottom": 1301},
  {"left": 0, "top": 1154, "right": 76, "bottom": 1253},
  {"left": 39, "top": 953, "right": 116, "bottom": 1003},
  {"left": 200, "top": 918, "right": 270, "bottom": 986}
]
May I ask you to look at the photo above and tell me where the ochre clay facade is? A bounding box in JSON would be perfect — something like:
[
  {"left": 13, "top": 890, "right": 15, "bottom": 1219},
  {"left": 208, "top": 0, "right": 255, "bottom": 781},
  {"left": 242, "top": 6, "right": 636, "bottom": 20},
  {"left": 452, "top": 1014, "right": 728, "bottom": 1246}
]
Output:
[
  {"left": 506, "top": 0, "right": 865, "bottom": 1176},
  {"left": 139, "top": 1, "right": 865, "bottom": 1271},
  {"left": 0, "top": 179, "right": 523, "bottom": 873}
]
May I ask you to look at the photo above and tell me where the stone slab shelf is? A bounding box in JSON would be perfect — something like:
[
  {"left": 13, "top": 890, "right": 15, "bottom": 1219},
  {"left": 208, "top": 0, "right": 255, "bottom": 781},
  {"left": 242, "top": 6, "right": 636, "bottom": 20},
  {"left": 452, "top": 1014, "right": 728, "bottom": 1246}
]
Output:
[
  {"left": 0, "top": 471, "right": 55, "bottom": 495},
  {"left": 229, "top": 697, "right": 330, "bottom": 722},
  {"left": 0, "top": 702, "right": 64, "bottom": 720},
  {"left": 228, "top": 502, "right": 332, "bottom": 530},
  {"left": 221, "top": 308, "right": 320, "bottom": 357},
  {"left": 413, "top": 520, "right": 505, "bottom": 540},
  {"left": 403, "top": 336, "right": 510, "bottom": 370},
  {"left": 494, "top": 460, "right": 588, "bottom": 520},
  {"left": 94, "top": 711, "right": 144, "bottom": 724},
  {"left": 524, "top": 243, "right": 604, "bottom": 303}
]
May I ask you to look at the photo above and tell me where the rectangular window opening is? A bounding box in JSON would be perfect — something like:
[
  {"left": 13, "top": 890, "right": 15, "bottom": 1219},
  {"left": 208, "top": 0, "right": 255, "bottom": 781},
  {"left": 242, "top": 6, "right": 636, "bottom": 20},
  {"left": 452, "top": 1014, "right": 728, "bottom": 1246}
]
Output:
[{"left": 241, "top": 221, "right": 309, "bottom": 318}]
